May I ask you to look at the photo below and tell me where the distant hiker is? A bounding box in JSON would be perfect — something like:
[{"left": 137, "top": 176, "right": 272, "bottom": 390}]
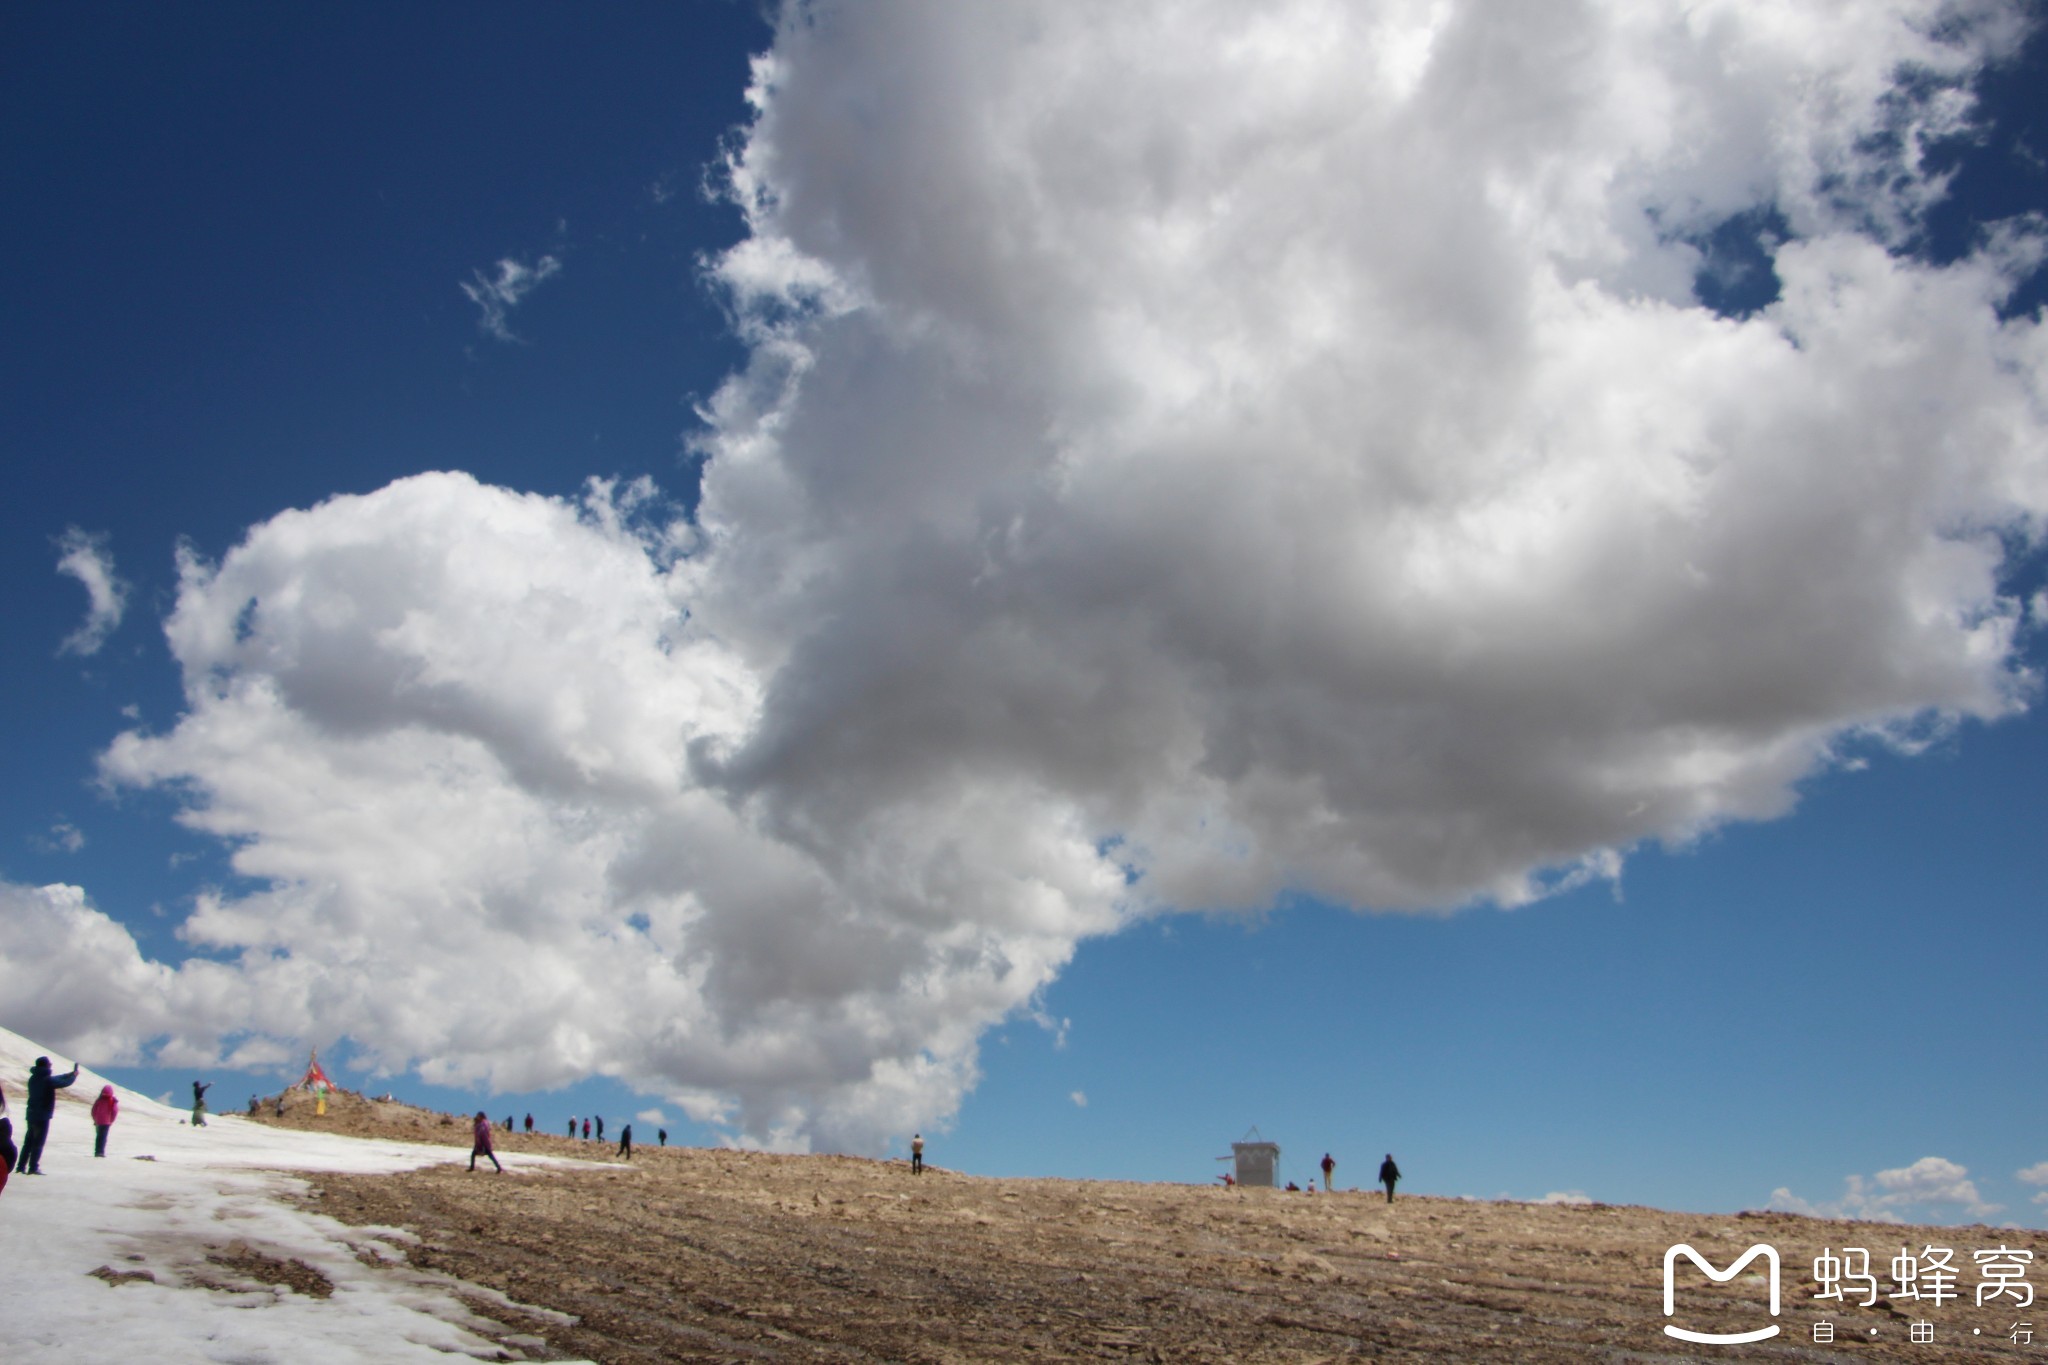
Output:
[
  {"left": 17, "top": 1056, "right": 79, "bottom": 1174},
  {"left": 1379, "top": 1153, "right": 1401, "bottom": 1204},
  {"left": 911, "top": 1133, "right": 924, "bottom": 1175},
  {"left": 658, "top": 1128, "right": 667, "bottom": 1147},
  {"left": 504, "top": 1114, "right": 513, "bottom": 1132},
  {"left": 0, "top": 1118, "right": 16, "bottom": 1196},
  {"left": 275, "top": 1093, "right": 287, "bottom": 1116},
  {"left": 618, "top": 1124, "right": 632, "bottom": 1159},
  {"left": 1321, "top": 1153, "right": 1335, "bottom": 1191},
  {"left": 583, "top": 1117, "right": 591, "bottom": 1140},
  {"left": 568, "top": 1116, "right": 576, "bottom": 1138},
  {"left": 595, "top": 1115, "right": 604, "bottom": 1142},
  {"left": 91, "top": 1085, "right": 120, "bottom": 1157},
  {"left": 470, "top": 1111, "right": 502, "bottom": 1173},
  {"left": 1285, "top": 1181, "right": 1300, "bottom": 1192},
  {"left": 190, "top": 1079, "right": 211, "bottom": 1127},
  {"left": 524, "top": 1113, "right": 533, "bottom": 1134}
]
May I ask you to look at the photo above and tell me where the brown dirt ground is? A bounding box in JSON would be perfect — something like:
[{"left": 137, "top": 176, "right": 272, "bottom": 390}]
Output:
[{"left": 250, "top": 1101, "right": 2047, "bottom": 1363}]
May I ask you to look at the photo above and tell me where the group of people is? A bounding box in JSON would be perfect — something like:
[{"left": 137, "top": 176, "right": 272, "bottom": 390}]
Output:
[
  {"left": 1, "top": 1056, "right": 131, "bottom": 1187},
  {"left": 1254, "top": 1151, "right": 1404, "bottom": 1201},
  {"left": 6, "top": 1057, "right": 1407, "bottom": 1219},
  {"left": 465, "top": 1112, "right": 673, "bottom": 1173}
]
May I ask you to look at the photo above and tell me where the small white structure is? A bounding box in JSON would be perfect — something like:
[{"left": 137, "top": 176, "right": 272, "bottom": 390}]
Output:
[{"left": 1225, "top": 1126, "right": 1280, "bottom": 1187}]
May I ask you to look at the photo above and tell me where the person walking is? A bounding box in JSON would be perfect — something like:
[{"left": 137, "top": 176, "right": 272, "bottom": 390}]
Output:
[
  {"left": 582, "top": 1117, "right": 591, "bottom": 1140},
  {"left": 470, "top": 1111, "right": 502, "bottom": 1173},
  {"left": 595, "top": 1115, "right": 604, "bottom": 1142},
  {"left": 524, "top": 1113, "right": 533, "bottom": 1134},
  {"left": 17, "top": 1056, "right": 79, "bottom": 1174},
  {"left": 190, "top": 1079, "right": 211, "bottom": 1127},
  {"left": 911, "top": 1133, "right": 925, "bottom": 1175},
  {"left": 1321, "top": 1152, "right": 1335, "bottom": 1192},
  {"left": 91, "top": 1085, "right": 120, "bottom": 1157},
  {"left": 658, "top": 1127, "right": 667, "bottom": 1147},
  {"left": 617, "top": 1123, "right": 632, "bottom": 1159},
  {"left": 568, "top": 1116, "right": 576, "bottom": 1138},
  {"left": 1378, "top": 1153, "right": 1401, "bottom": 1204}
]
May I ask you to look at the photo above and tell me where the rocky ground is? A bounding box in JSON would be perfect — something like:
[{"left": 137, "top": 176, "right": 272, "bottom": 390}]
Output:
[{"left": 252, "top": 1101, "right": 2046, "bottom": 1363}]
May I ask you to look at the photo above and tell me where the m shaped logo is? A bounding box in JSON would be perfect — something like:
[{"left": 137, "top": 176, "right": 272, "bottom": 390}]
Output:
[{"left": 1662, "top": 1243, "right": 1781, "bottom": 1344}]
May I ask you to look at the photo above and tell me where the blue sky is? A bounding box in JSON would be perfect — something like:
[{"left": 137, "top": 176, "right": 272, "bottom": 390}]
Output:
[{"left": 5, "top": 2, "right": 2046, "bottom": 1225}]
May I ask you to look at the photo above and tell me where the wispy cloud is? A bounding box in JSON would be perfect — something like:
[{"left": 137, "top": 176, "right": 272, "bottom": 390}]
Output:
[
  {"left": 461, "top": 254, "right": 561, "bottom": 342},
  {"left": 1026, "top": 1007, "right": 1072, "bottom": 1051},
  {"left": 1069, "top": 1091, "right": 1087, "bottom": 1108},
  {"left": 1770, "top": 1156, "right": 2002, "bottom": 1223},
  {"left": 55, "top": 527, "right": 127, "bottom": 656},
  {"left": 32, "top": 822, "right": 85, "bottom": 854}
]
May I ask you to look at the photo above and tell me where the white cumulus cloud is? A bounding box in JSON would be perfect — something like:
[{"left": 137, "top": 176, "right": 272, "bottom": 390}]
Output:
[
  {"left": 0, "top": 882, "right": 174, "bottom": 1063},
  {"left": 1769, "top": 1156, "right": 2003, "bottom": 1223},
  {"left": 55, "top": 527, "right": 129, "bottom": 656},
  {"left": 90, "top": 472, "right": 1119, "bottom": 1148},
  {"left": 53, "top": 0, "right": 2048, "bottom": 1151}
]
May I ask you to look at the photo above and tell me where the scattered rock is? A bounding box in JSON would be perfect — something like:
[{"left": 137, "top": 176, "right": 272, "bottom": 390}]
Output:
[{"left": 283, "top": 1148, "right": 2048, "bottom": 1361}]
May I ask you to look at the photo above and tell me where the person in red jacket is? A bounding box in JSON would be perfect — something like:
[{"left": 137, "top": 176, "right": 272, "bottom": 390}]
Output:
[
  {"left": 470, "top": 1110, "right": 501, "bottom": 1173},
  {"left": 91, "top": 1085, "right": 119, "bottom": 1157}
]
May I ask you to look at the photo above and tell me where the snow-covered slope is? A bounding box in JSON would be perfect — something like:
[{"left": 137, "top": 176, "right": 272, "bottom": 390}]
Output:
[{"left": 0, "top": 1025, "right": 593, "bottom": 1363}]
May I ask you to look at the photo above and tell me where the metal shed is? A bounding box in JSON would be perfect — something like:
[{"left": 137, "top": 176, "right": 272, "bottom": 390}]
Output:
[{"left": 1225, "top": 1126, "right": 1280, "bottom": 1187}]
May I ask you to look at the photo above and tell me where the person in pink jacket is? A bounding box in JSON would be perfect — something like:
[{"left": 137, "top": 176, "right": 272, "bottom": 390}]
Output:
[
  {"left": 91, "top": 1085, "right": 119, "bottom": 1157},
  {"left": 469, "top": 1110, "right": 501, "bottom": 1173}
]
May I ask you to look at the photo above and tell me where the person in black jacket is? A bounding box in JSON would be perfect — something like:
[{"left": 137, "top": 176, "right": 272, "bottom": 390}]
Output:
[
  {"left": 18, "top": 1056, "right": 79, "bottom": 1173},
  {"left": 1378, "top": 1153, "right": 1401, "bottom": 1204},
  {"left": 618, "top": 1123, "right": 632, "bottom": 1159},
  {"left": 190, "top": 1079, "right": 211, "bottom": 1127}
]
